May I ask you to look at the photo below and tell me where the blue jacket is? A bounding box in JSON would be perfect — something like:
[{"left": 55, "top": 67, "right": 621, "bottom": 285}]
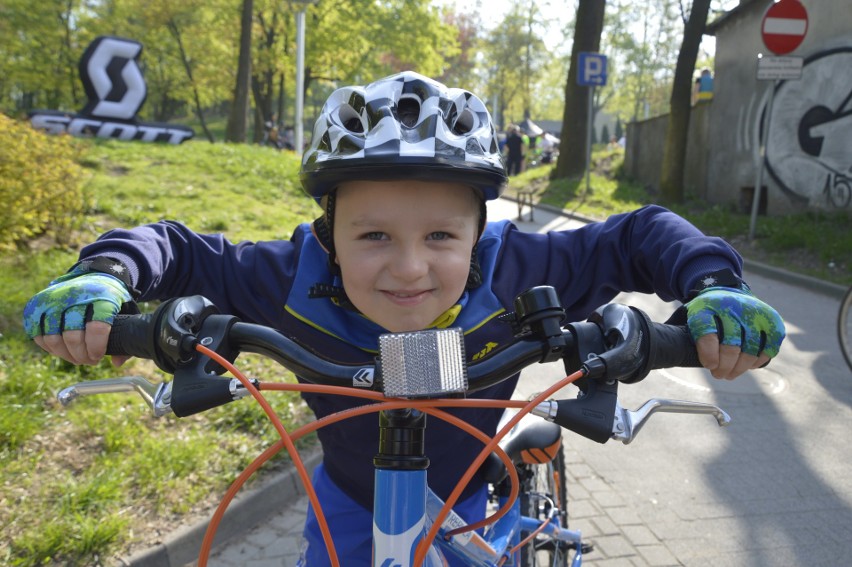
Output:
[{"left": 79, "top": 205, "right": 741, "bottom": 508}]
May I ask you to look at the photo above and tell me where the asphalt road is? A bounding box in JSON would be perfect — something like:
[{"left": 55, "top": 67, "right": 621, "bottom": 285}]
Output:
[{"left": 177, "top": 199, "right": 852, "bottom": 566}]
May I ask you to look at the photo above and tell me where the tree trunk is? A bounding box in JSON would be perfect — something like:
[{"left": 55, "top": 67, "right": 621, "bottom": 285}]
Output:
[
  {"left": 167, "top": 19, "right": 216, "bottom": 143},
  {"left": 659, "top": 0, "right": 712, "bottom": 203},
  {"left": 225, "top": 0, "right": 253, "bottom": 143},
  {"left": 252, "top": 11, "right": 278, "bottom": 144},
  {"left": 553, "top": 0, "right": 606, "bottom": 180},
  {"left": 277, "top": 73, "right": 286, "bottom": 130}
]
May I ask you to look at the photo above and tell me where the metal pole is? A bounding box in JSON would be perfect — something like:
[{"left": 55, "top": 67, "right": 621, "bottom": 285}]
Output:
[
  {"left": 586, "top": 85, "right": 594, "bottom": 195},
  {"left": 749, "top": 80, "right": 777, "bottom": 241},
  {"left": 295, "top": 9, "right": 307, "bottom": 155}
]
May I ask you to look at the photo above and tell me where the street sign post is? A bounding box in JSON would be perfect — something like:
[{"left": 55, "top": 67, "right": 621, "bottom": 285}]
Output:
[
  {"left": 577, "top": 52, "right": 607, "bottom": 197},
  {"left": 750, "top": 0, "right": 808, "bottom": 241}
]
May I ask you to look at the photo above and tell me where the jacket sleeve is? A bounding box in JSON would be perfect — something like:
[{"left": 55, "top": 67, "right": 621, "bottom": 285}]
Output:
[
  {"left": 77, "top": 220, "right": 304, "bottom": 327},
  {"left": 491, "top": 205, "right": 742, "bottom": 318}
]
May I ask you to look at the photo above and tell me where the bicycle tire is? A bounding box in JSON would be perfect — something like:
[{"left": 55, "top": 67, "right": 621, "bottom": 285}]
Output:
[
  {"left": 519, "top": 446, "right": 569, "bottom": 567},
  {"left": 839, "top": 286, "right": 852, "bottom": 372}
]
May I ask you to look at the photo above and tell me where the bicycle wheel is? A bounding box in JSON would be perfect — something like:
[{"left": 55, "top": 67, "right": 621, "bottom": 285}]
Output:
[
  {"left": 839, "top": 286, "right": 852, "bottom": 372},
  {"left": 519, "top": 446, "right": 569, "bottom": 567}
]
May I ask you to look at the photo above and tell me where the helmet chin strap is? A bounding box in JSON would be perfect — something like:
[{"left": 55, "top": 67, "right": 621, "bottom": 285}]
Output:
[
  {"left": 310, "top": 190, "right": 340, "bottom": 276},
  {"left": 466, "top": 198, "right": 487, "bottom": 289}
]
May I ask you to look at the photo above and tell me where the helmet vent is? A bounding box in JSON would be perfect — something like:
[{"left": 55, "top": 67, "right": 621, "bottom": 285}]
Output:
[
  {"left": 337, "top": 103, "right": 365, "bottom": 134},
  {"left": 451, "top": 107, "right": 477, "bottom": 135},
  {"left": 397, "top": 95, "right": 421, "bottom": 128}
]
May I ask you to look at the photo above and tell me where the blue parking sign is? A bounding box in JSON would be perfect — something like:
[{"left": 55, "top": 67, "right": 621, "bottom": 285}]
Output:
[{"left": 578, "top": 53, "right": 607, "bottom": 86}]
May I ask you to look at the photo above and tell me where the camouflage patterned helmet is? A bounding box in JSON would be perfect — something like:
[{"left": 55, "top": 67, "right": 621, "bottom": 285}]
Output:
[{"left": 300, "top": 71, "right": 507, "bottom": 201}]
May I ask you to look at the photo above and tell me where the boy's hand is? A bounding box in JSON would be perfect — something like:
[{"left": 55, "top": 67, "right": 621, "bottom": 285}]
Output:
[
  {"left": 23, "top": 272, "right": 133, "bottom": 366},
  {"left": 685, "top": 287, "right": 785, "bottom": 380}
]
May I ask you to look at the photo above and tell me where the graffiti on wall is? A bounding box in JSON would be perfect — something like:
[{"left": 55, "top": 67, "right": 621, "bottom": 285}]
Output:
[{"left": 763, "top": 45, "right": 852, "bottom": 208}]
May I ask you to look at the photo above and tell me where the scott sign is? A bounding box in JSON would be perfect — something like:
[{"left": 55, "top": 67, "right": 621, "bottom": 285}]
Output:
[{"left": 29, "top": 36, "right": 194, "bottom": 144}]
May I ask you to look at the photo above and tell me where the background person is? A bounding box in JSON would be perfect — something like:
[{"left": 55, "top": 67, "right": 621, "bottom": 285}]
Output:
[{"left": 503, "top": 124, "right": 525, "bottom": 175}]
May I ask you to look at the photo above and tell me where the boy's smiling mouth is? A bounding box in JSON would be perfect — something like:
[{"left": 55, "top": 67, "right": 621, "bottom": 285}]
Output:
[{"left": 381, "top": 289, "right": 432, "bottom": 305}]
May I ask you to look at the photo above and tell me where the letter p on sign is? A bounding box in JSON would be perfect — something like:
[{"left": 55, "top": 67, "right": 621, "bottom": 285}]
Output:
[{"left": 578, "top": 53, "right": 608, "bottom": 87}]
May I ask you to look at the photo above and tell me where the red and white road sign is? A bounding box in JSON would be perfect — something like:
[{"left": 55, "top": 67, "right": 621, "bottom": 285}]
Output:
[{"left": 761, "top": 0, "right": 808, "bottom": 55}]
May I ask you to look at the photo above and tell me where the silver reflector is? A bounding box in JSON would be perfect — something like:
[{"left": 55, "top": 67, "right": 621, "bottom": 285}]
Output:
[{"left": 378, "top": 328, "right": 468, "bottom": 398}]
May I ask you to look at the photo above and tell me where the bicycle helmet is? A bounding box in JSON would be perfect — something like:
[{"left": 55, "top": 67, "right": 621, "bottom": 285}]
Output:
[{"left": 300, "top": 71, "right": 507, "bottom": 201}]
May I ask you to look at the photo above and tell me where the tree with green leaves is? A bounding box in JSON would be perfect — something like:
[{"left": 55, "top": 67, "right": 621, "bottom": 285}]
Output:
[
  {"left": 0, "top": 0, "right": 457, "bottom": 147},
  {"left": 437, "top": 9, "right": 482, "bottom": 93},
  {"left": 599, "top": 0, "right": 683, "bottom": 123},
  {"left": 0, "top": 0, "right": 98, "bottom": 112},
  {"left": 479, "top": 1, "right": 550, "bottom": 128}
]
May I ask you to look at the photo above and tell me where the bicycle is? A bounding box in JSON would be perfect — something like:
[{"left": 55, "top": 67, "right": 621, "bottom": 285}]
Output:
[
  {"left": 839, "top": 285, "right": 852, "bottom": 372},
  {"left": 57, "top": 286, "right": 731, "bottom": 566}
]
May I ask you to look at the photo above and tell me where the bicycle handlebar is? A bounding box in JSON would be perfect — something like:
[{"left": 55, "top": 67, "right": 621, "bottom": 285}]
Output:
[{"left": 87, "top": 286, "right": 726, "bottom": 444}]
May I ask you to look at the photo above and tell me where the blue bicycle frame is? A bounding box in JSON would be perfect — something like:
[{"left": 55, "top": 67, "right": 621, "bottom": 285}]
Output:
[{"left": 371, "top": 409, "right": 585, "bottom": 567}]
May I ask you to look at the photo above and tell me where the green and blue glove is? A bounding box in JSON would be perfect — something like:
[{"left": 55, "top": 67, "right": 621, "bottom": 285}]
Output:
[
  {"left": 685, "top": 284, "right": 785, "bottom": 359},
  {"left": 23, "top": 260, "right": 135, "bottom": 338}
]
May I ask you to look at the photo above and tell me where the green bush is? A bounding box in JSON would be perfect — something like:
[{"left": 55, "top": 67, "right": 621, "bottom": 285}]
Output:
[{"left": 0, "top": 114, "right": 86, "bottom": 249}]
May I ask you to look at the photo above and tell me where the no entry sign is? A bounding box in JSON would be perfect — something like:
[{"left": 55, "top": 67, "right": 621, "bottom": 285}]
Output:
[{"left": 761, "top": 0, "right": 808, "bottom": 55}]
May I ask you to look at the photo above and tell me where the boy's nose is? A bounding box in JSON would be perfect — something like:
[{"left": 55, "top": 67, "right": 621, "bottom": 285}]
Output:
[{"left": 388, "top": 245, "right": 429, "bottom": 281}]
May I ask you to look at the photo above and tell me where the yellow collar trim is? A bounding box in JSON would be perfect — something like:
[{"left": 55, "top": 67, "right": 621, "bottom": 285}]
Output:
[{"left": 429, "top": 304, "right": 462, "bottom": 329}]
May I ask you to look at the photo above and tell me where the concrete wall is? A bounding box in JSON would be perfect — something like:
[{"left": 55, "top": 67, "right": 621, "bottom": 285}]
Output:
[
  {"left": 625, "top": 102, "right": 711, "bottom": 200},
  {"left": 625, "top": 0, "right": 852, "bottom": 215},
  {"left": 624, "top": 114, "right": 666, "bottom": 191}
]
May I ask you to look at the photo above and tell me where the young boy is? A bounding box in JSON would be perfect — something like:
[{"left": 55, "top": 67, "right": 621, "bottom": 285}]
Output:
[{"left": 24, "top": 71, "right": 784, "bottom": 565}]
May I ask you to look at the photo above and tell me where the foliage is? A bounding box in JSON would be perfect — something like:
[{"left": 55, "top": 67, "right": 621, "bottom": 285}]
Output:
[
  {"left": 0, "top": 114, "right": 86, "bottom": 250},
  {"left": 0, "top": 140, "right": 317, "bottom": 564},
  {"left": 307, "top": 0, "right": 458, "bottom": 93},
  {"left": 670, "top": 206, "right": 852, "bottom": 285},
  {"left": 0, "top": 0, "right": 459, "bottom": 133},
  {"left": 600, "top": 0, "right": 684, "bottom": 123},
  {"left": 480, "top": 1, "right": 550, "bottom": 126}
]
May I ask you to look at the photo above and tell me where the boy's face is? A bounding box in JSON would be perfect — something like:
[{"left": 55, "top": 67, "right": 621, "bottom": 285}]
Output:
[{"left": 333, "top": 180, "right": 480, "bottom": 332}]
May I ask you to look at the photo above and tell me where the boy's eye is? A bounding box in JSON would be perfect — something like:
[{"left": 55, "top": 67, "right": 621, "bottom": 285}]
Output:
[
  {"left": 428, "top": 231, "right": 450, "bottom": 241},
  {"left": 364, "top": 232, "right": 386, "bottom": 241}
]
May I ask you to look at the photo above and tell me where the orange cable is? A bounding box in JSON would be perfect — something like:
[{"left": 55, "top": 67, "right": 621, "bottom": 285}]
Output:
[
  {"left": 188, "top": 345, "right": 585, "bottom": 567},
  {"left": 194, "top": 344, "right": 341, "bottom": 567},
  {"left": 193, "top": 383, "right": 525, "bottom": 566}
]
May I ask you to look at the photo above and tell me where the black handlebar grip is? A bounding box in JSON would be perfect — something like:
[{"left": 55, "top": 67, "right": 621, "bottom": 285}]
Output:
[
  {"left": 648, "top": 323, "right": 702, "bottom": 370},
  {"left": 106, "top": 313, "right": 157, "bottom": 360}
]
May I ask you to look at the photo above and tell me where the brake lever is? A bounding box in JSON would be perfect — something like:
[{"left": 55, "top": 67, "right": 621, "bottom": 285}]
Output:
[
  {"left": 57, "top": 372, "right": 261, "bottom": 418},
  {"left": 57, "top": 376, "right": 173, "bottom": 417},
  {"left": 611, "top": 398, "right": 732, "bottom": 444}
]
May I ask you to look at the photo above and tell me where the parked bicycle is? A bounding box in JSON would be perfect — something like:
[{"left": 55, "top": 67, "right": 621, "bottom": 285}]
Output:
[
  {"left": 839, "top": 285, "right": 852, "bottom": 372},
  {"left": 57, "top": 287, "right": 730, "bottom": 566}
]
